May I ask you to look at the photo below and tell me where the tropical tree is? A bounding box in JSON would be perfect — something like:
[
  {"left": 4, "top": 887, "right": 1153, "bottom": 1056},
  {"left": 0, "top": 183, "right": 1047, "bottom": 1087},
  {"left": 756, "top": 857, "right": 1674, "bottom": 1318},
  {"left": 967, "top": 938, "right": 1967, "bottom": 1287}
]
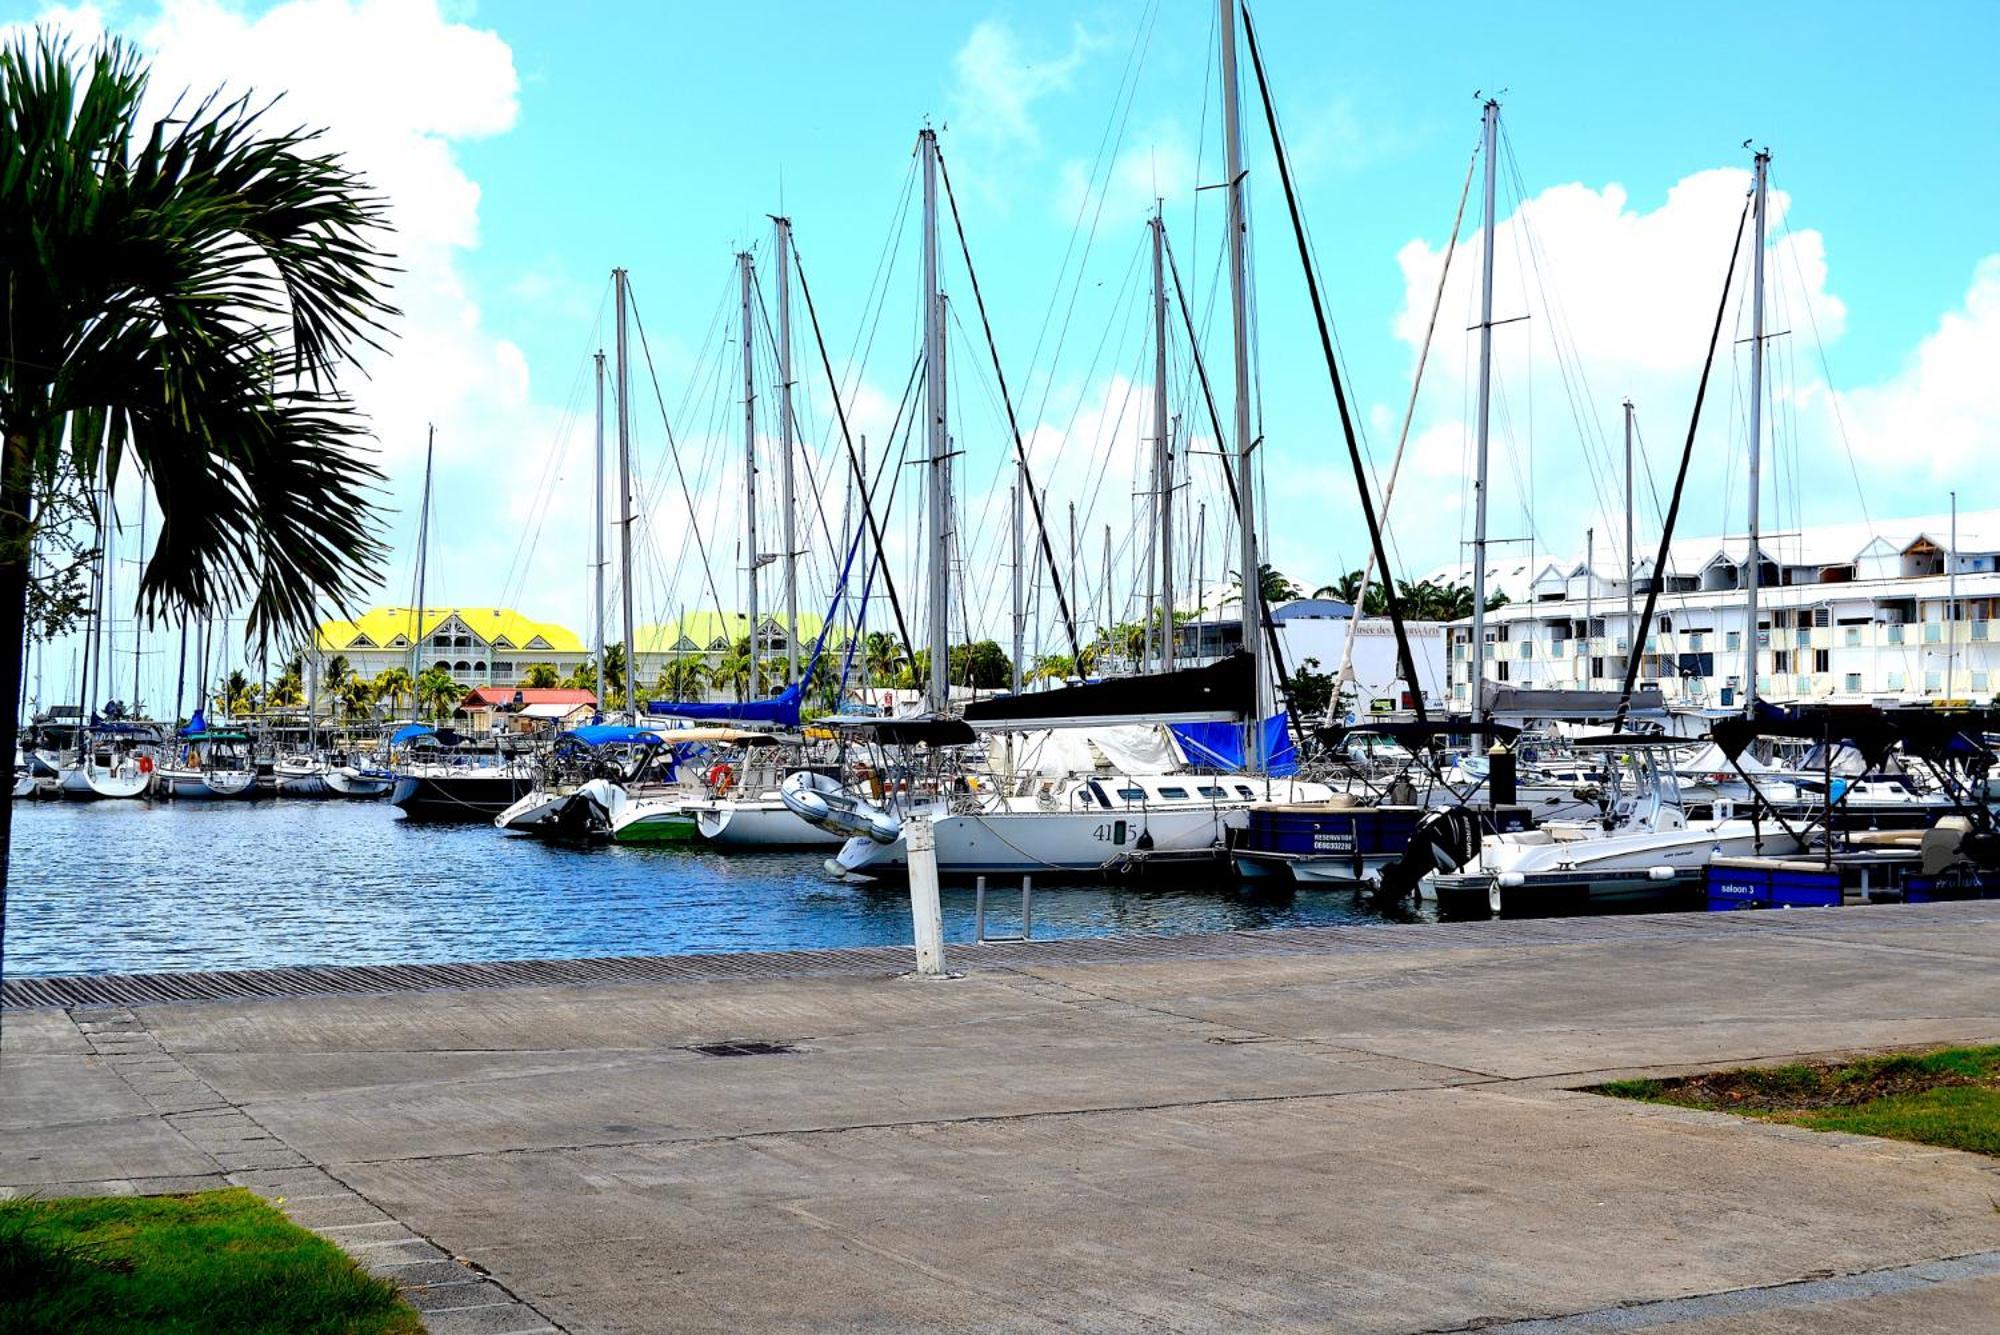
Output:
[
  {"left": 600, "top": 641, "right": 627, "bottom": 702},
  {"left": 215, "top": 669, "right": 259, "bottom": 717},
  {"left": 324, "top": 653, "right": 352, "bottom": 692},
  {"left": 372, "top": 666, "right": 415, "bottom": 719},
  {"left": 710, "top": 636, "right": 755, "bottom": 701},
  {"left": 951, "top": 640, "right": 1012, "bottom": 689},
  {"left": 336, "top": 675, "right": 374, "bottom": 725},
  {"left": 862, "top": 631, "right": 904, "bottom": 684},
  {"left": 0, "top": 34, "right": 393, "bottom": 976},
  {"left": 264, "top": 668, "right": 304, "bottom": 710},
  {"left": 519, "top": 662, "right": 560, "bottom": 689},
  {"left": 415, "top": 666, "right": 461, "bottom": 723},
  {"left": 1028, "top": 653, "right": 1075, "bottom": 684},
  {"left": 655, "top": 657, "right": 708, "bottom": 701}
]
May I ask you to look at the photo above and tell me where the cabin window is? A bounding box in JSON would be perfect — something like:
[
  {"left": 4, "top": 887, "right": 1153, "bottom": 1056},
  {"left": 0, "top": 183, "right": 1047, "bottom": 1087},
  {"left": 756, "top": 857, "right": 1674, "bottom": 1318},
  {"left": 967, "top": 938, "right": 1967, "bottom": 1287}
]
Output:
[
  {"left": 1116, "top": 787, "right": 1146, "bottom": 803},
  {"left": 1198, "top": 785, "right": 1226, "bottom": 799},
  {"left": 1157, "top": 786, "right": 1190, "bottom": 801},
  {"left": 1233, "top": 784, "right": 1256, "bottom": 799}
]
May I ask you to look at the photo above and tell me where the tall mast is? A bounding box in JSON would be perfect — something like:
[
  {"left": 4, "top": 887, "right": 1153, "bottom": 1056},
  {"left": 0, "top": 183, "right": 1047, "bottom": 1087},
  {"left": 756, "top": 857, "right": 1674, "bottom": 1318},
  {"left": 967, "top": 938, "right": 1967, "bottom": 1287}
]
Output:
[
  {"left": 1469, "top": 97, "right": 1499, "bottom": 722},
  {"left": 1584, "top": 526, "right": 1595, "bottom": 687},
  {"left": 131, "top": 487, "right": 144, "bottom": 710},
  {"left": 1010, "top": 473, "right": 1024, "bottom": 691},
  {"left": 775, "top": 216, "right": 799, "bottom": 687},
  {"left": 1741, "top": 150, "right": 1768, "bottom": 716},
  {"left": 1151, "top": 205, "right": 1175, "bottom": 672},
  {"left": 593, "top": 350, "right": 607, "bottom": 711},
  {"left": 615, "top": 267, "right": 637, "bottom": 717},
  {"left": 407, "top": 424, "right": 434, "bottom": 700},
  {"left": 1948, "top": 489, "right": 1959, "bottom": 699},
  {"left": 1217, "top": 0, "right": 1265, "bottom": 736},
  {"left": 1623, "top": 399, "right": 1636, "bottom": 655},
  {"left": 919, "top": 127, "right": 951, "bottom": 714},
  {"left": 740, "top": 249, "right": 762, "bottom": 701}
]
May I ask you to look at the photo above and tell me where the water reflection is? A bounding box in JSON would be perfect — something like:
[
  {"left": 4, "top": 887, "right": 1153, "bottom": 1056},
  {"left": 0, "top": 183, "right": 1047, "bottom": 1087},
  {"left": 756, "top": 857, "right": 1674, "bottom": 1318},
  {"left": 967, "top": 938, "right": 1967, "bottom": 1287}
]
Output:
[{"left": 8, "top": 801, "right": 1435, "bottom": 976}]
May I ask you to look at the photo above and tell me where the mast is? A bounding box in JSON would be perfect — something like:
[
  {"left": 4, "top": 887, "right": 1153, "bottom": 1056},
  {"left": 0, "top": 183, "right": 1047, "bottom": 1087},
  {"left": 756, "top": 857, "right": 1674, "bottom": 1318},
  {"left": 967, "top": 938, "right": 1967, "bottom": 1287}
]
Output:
[
  {"left": 1151, "top": 205, "right": 1175, "bottom": 672},
  {"left": 1584, "top": 526, "right": 1595, "bottom": 687},
  {"left": 740, "top": 249, "right": 761, "bottom": 700},
  {"left": 1010, "top": 473, "right": 1024, "bottom": 692},
  {"left": 920, "top": 127, "right": 951, "bottom": 714},
  {"left": 1948, "top": 489, "right": 1959, "bottom": 699},
  {"left": 593, "top": 350, "right": 607, "bottom": 711},
  {"left": 1623, "top": 399, "right": 1636, "bottom": 657},
  {"left": 407, "top": 425, "right": 434, "bottom": 704},
  {"left": 1469, "top": 96, "right": 1499, "bottom": 722},
  {"left": 615, "top": 266, "right": 637, "bottom": 717},
  {"left": 1741, "top": 150, "right": 1769, "bottom": 716},
  {"left": 775, "top": 216, "right": 799, "bottom": 687},
  {"left": 1218, "top": 0, "right": 1265, "bottom": 741},
  {"left": 131, "top": 487, "right": 144, "bottom": 711}
]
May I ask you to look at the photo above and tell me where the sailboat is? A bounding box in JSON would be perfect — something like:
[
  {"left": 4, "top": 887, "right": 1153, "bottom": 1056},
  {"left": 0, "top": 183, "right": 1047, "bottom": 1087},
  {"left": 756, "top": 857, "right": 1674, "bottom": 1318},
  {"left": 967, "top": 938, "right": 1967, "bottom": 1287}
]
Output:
[
  {"left": 1430, "top": 145, "right": 1808, "bottom": 913},
  {"left": 155, "top": 708, "right": 259, "bottom": 800}
]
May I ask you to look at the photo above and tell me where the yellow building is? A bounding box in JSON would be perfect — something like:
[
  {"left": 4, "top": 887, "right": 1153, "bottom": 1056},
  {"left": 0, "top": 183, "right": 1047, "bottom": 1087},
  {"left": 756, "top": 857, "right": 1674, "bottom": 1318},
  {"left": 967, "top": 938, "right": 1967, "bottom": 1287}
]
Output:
[{"left": 311, "top": 607, "right": 590, "bottom": 693}]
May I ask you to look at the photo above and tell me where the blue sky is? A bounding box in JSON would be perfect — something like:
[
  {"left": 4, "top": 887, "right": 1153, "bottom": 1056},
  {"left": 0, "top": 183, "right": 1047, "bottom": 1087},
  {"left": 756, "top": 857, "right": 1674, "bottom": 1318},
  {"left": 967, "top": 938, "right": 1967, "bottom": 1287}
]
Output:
[{"left": 13, "top": 0, "right": 2000, "bottom": 707}]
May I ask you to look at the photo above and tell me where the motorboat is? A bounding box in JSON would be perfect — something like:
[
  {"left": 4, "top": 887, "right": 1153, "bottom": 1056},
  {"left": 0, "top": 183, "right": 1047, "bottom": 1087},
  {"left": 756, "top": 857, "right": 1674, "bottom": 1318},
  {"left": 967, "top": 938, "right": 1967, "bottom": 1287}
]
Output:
[
  {"left": 272, "top": 752, "right": 333, "bottom": 797},
  {"left": 1428, "top": 737, "right": 1805, "bottom": 915}
]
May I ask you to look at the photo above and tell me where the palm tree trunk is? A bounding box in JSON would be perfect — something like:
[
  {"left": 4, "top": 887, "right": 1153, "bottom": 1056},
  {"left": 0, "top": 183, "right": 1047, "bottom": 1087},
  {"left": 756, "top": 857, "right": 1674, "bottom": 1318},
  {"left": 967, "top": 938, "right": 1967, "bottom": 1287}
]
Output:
[{"left": 0, "top": 430, "right": 36, "bottom": 1002}]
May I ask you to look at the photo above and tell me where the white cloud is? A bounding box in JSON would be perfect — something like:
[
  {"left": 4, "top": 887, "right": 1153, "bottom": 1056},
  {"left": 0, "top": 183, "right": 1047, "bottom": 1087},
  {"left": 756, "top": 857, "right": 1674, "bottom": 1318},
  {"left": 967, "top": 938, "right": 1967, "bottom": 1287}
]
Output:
[{"left": 947, "top": 18, "right": 1094, "bottom": 154}]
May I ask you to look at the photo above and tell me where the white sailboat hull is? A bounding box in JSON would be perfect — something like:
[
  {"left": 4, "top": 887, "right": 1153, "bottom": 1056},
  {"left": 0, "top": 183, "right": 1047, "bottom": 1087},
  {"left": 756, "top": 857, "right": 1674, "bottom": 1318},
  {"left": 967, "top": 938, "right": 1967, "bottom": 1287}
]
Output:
[
  {"left": 692, "top": 795, "right": 843, "bottom": 849},
  {"left": 59, "top": 761, "right": 153, "bottom": 800},
  {"left": 155, "top": 767, "right": 258, "bottom": 800},
  {"left": 834, "top": 804, "right": 1245, "bottom": 879},
  {"left": 1428, "top": 818, "right": 1806, "bottom": 911}
]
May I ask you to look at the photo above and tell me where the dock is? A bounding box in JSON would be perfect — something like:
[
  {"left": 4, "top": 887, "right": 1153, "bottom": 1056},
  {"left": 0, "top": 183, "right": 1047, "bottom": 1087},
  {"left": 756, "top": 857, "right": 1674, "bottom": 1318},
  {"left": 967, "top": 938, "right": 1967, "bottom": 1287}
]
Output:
[{"left": 5, "top": 902, "right": 1999, "bottom": 1332}]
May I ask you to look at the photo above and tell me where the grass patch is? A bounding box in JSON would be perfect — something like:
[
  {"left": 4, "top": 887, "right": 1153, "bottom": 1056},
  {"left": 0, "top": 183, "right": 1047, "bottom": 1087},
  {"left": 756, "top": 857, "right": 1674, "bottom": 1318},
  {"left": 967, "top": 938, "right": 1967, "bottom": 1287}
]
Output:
[
  {"left": 1593, "top": 1044, "right": 2000, "bottom": 1157},
  {"left": 0, "top": 1188, "right": 423, "bottom": 1335}
]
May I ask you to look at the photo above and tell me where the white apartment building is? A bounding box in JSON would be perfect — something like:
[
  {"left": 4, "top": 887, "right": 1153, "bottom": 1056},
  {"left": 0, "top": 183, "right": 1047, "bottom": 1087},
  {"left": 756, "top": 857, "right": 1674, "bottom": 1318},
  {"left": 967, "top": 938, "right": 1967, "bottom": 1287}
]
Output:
[{"left": 1438, "top": 510, "right": 2000, "bottom": 711}]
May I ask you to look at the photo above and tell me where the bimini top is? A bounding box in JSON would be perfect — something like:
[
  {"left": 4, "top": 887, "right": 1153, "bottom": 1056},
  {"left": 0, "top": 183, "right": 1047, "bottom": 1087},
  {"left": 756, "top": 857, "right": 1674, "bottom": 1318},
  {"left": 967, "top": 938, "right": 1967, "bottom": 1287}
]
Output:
[
  {"left": 1711, "top": 702, "right": 2000, "bottom": 766},
  {"left": 828, "top": 717, "right": 978, "bottom": 747},
  {"left": 1318, "top": 718, "right": 1520, "bottom": 749}
]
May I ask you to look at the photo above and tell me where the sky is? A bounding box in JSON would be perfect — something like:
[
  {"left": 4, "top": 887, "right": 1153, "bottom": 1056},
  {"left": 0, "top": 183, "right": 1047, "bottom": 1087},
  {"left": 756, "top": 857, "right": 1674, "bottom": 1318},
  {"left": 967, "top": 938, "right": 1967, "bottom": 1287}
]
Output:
[{"left": 10, "top": 0, "right": 2000, "bottom": 710}]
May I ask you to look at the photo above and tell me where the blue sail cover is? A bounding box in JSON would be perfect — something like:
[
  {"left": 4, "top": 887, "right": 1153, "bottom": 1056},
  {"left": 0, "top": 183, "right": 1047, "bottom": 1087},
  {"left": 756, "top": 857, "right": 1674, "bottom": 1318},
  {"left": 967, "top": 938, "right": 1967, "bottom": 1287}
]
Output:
[
  {"left": 178, "top": 707, "right": 208, "bottom": 738},
  {"left": 1170, "top": 714, "right": 1299, "bottom": 776},
  {"left": 567, "top": 724, "right": 663, "bottom": 747},
  {"left": 646, "top": 680, "right": 805, "bottom": 728}
]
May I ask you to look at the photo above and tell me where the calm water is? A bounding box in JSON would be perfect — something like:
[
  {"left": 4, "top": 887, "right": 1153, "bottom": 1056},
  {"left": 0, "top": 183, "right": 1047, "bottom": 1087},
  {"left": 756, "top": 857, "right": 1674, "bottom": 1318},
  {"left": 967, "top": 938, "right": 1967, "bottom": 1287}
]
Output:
[{"left": 7, "top": 799, "right": 1435, "bottom": 976}]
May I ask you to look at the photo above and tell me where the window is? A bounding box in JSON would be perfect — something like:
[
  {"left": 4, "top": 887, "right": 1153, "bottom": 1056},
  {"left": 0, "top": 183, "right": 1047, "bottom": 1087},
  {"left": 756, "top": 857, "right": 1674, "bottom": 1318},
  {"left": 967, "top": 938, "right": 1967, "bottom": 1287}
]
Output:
[
  {"left": 1116, "top": 787, "right": 1146, "bottom": 803},
  {"left": 1924, "top": 623, "right": 1943, "bottom": 643},
  {"left": 1812, "top": 607, "right": 1831, "bottom": 628},
  {"left": 1888, "top": 624, "right": 1906, "bottom": 645},
  {"left": 1844, "top": 673, "right": 1863, "bottom": 692},
  {"left": 1975, "top": 671, "right": 1991, "bottom": 692},
  {"left": 1197, "top": 785, "right": 1226, "bottom": 799},
  {"left": 1726, "top": 630, "right": 1742, "bottom": 652},
  {"left": 1773, "top": 649, "right": 1792, "bottom": 673},
  {"left": 1495, "top": 661, "right": 1511, "bottom": 682},
  {"left": 1589, "top": 657, "right": 1605, "bottom": 679},
  {"left": 1157, "top": 786, "right": 1190, "bottom": 801},
  {"left": 1658, "top": 616, "right": 1672, "bottom": 633},
  {"left": 1794, "top": 628, "right": 1811, "bottom": 648},
  {"left": 1887, "top": 670, "right": 1906, "bottom": 691},
  {"left": 1813, "top": 649, "right": 1829, "bottom": 673},
  {"left": 1975, "top": 622, "right": 1991, "bottom": 642},
  {"left": 1233, "top": 784, "right": 1257, "bottom": 799},
  {"left": 1925, "top": 670, "right": 1943, "bottom": 692},
  {"left": 1844, "top": 627, "right": 1861, "bottom": 647}
]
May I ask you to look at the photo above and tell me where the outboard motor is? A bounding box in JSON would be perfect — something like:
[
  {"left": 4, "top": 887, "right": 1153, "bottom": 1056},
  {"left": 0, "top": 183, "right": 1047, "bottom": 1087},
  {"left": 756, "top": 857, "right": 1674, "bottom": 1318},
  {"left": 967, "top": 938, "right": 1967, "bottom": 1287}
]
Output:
[{"left": 1375, "top": 808, "right": 1484, "bottom": 901}]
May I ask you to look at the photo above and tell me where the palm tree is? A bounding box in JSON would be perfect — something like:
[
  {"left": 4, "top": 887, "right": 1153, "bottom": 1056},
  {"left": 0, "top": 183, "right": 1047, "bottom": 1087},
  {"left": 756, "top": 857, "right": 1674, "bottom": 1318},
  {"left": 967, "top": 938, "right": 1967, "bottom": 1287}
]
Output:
[
  {"left": 710, "top": 637, "right": 754, "bottom": 701},
  {"left": 336, "top": 675, "right": 374, "bottom": 727},
  {"left": 601, "top": 642, "right": 628, "bottom": 703},
  {"left": 372, "top": 667, "right": 415, "bottom": 719},
  {"left": 1028, "top": 653, "right": 1075, "bottom": 684},
  {"left": 0, "top": 34, "right": 393, "bottom": 973},
  {"left": 655, "top": 657, "right": 707, "bottom": 701},
  {"left": 265, "top": 670, "right": 304, "bottom": 710},
  {"left": 216, "top": 669, "right": 260, "bottom": 717},
  {"left": 862, "top": 631, "right": 904, "bottom": 684},
  {"left": 519, "top": 663, "right": 560, "bottom": 689},
  {"left": 324, "top": 654, "right": 353, "bottom": 692},
  {"left": 415, "top": 666, "right": 461, "bottom": 724}
]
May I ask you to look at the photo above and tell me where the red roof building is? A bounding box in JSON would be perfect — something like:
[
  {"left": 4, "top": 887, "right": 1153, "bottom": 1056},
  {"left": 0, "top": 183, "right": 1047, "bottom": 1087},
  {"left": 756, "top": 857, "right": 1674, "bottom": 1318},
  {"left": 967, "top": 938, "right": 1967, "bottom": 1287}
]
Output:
[{"left": 457, "top": 686, "right": 598, "bottom": 734}]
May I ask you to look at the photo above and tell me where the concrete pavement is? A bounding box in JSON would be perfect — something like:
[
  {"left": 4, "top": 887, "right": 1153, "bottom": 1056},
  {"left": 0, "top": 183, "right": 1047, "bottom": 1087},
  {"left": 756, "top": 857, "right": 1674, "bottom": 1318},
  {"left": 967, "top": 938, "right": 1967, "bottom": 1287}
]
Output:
[{"left": 4, "top": 902, "right": 1999, "bottom": 1332}]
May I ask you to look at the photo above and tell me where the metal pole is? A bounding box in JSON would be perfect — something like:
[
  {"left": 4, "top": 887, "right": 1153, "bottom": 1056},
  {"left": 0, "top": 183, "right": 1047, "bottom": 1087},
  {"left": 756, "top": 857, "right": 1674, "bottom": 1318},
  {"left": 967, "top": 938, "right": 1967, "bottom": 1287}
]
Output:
[
  {"left": 1010, "top": 475, "right": 1024, "bottom": 692},
  {"left": 1218, "top": 0, "right": 1266, "bottom": 739},
  {"left": 1585, "top": 527, "right": 1594, "bottom": 687},
  {"left": 1152, "top": 206, "right": 1175, "bottom": 671},
  {"left": 776, "top": 216, "right": 799, "bottom": 686},
  {"left": 593, "top": 351, "right": 607, "bottom": 711},
  {"left": 1624, "top": 399, "right": 1635, "bottom": 651},
  {"left": 1068, "top": 501, "right": 1078, "bottom": 658},
  {"left": 1470, "top": 98, "right": 1499, "bottom": 722},
  {"left": 920, "top": 128, "right": 951, "bottom": 715},
  {"left": 615, "top": 267, "right": 637, "bottom": 717},
  {"left": 1742, "top": 151, "right": 1769, "bottom": 716},
  {"left": 1102, "top": 524, "right": 1112, "bottom": 665},
  {"left": 1948, "top": 489, "right": 1958, "bottom": 700},
  {"left": 741, "top": 250, "right": 762, "bottom": 701}
]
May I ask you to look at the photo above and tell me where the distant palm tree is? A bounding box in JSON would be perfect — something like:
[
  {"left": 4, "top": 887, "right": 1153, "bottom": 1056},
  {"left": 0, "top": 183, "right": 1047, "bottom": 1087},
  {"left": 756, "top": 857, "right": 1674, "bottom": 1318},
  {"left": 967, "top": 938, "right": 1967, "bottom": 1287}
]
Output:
[
  {"left": 0, "top": 33, "right": 393, "bottom": 976},
  {"left": 655, "top": 657, "right": 707, "bottom": 701},
  {"left": 862, "top": 631, "right": 904, "bottom": 685},
  {"left": 1028, "top": 653, "right": 1075, "bottom": 684},
  {"left": 519, "top": 663, "right": 560, "bottom": 689},
  {"left": 265, "top": 670, "right": 304, "bottom": 710},
  {"left": 710, "top": 637, "right": 754, "bottom": 701},
  {"left": 216, "top": 669, "right": 259, "bottom": 717},
  {"left": 336, "top": 676, "right": 374, "bottom": 726},
  {"left": 415, "top": 667, "right": 460, "bottom": 724},
  {"left": 324, "top": 654, "right": 353, "bottom": 691},
  {"left": 372, "top": 667, "right": 415, "bottom": 719}
]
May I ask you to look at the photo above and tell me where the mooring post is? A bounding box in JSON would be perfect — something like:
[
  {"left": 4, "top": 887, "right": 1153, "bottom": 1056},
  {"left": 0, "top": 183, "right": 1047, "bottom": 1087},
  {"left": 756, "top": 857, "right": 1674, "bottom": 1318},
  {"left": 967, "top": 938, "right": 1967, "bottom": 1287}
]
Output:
[
  {"left": 907, "top": 815, "right": 947, "bottom": 976},
  {"left": 1021, "top": 875, "right": 1033, "bottom": 940},
  {"left": 973, "top": 875, "right": 988, "bottom": 944}
]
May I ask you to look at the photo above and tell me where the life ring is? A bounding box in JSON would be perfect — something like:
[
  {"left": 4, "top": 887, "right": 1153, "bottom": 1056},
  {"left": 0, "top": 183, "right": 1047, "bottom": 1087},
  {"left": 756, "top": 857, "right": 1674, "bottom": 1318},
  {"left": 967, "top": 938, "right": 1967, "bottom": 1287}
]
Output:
[
  {"left": 706, "top": 762, "right": 736, "bottom": 795},
  {"left": 137, "top": 755, "right": 154, "bottom": 774}
]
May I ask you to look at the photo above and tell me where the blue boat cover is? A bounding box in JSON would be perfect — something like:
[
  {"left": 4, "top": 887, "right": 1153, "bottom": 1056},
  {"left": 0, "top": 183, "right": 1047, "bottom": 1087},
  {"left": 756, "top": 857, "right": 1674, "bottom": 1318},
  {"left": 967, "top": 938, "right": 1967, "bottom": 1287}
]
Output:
[
  {"left": 178, "top": 707, "right": 208, "bottom": 738},
  {"left": 647, "top": 679, "right": 806, "bottom": 727},
  {"left": 390, "top": 723, "right": 435, "bottom": 746},
  {"left": 1169, "top": 714, "right": 1299, "bottom": 776},
  {"left": 566, "top": 724, "right": 663, "bottom": 747}
]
